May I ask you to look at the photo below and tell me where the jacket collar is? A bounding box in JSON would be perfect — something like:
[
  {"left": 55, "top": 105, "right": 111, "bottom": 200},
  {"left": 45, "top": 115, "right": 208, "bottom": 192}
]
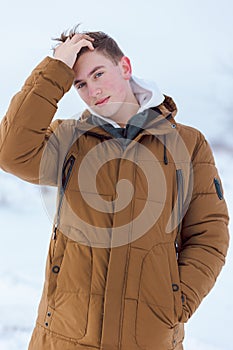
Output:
[{"left": 76, "top": 95, "right": 178, "bottom": 139}]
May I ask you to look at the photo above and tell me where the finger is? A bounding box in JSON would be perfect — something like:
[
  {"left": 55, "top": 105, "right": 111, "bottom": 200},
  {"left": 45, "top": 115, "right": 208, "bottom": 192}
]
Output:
[
  {"left": 70, "top": 33, "right": 94, "bottom": 43},
  {"left": 53, "top": 42, "right": 63, "bottom": 54},
  {"left": 74, "top": 38, "right": 95, "bottom": 50},
  {"left": 83, "top": 34, "right": 95, "bottom": 41},
  {"left": 69, "top": 33, "right": 82, "bottom": 41},
  {"left": 87, "top": 41, "right": 95, "bottom": 50}
]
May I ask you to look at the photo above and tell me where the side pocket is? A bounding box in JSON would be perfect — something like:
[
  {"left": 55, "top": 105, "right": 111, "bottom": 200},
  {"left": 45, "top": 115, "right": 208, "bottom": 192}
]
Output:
[
  {"left": 135, "top": 243, "right": 179, "bottom": 350},
  {"left": 174, "top": 169, "right": 190, "bottom": 323},
  {"left": 174, "top": 169, "right": 185, "bottom": 322},
  {"left": 47, "top": 229, "right": 68, "bottom": 309},
  {"left": 167, "top": 243, "right": 183, "bottom": 324}
]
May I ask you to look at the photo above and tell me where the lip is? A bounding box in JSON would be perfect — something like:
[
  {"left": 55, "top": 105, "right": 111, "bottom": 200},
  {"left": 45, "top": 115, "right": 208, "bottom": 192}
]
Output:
[{"left": 95, "top": 96, "right": 110, "bottom": 106}]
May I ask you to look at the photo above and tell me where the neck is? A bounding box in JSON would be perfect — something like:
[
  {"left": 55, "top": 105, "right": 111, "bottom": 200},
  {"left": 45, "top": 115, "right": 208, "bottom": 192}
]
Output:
[{"left": 109, "top": 90, "right": 140, "bottom": 127}]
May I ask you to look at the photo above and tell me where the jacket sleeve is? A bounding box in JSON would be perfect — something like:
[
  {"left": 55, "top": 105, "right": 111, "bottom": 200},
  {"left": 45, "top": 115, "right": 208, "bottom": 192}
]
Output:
[
  {"left": 0, "top": 56, "right": 74, "bottom": 185},
  {"left": 179, "top": 132, "right": 230, "bottom": 322}
]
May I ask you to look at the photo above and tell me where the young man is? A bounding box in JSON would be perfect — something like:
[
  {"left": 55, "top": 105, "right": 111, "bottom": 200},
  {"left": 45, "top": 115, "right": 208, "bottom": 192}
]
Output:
[{"left": 0, "top": 27, "right": 229, "bottom": 350}]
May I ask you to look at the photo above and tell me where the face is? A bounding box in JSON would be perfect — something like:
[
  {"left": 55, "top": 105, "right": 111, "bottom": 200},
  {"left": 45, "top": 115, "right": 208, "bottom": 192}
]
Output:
[{"left": 73, "top": 50, "right": 133, "bottom": 119}]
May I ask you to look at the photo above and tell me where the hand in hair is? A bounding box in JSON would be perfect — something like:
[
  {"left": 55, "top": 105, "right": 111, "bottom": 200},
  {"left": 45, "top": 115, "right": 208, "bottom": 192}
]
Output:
[{"left": 53, "top": 33, "right": 94, "bottom": 69}]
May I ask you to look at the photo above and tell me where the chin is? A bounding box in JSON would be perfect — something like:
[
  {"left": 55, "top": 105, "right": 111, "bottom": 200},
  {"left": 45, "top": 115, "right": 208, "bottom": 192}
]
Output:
[{"left": 94, "top": 104, "right": 122, "bottom": 119}]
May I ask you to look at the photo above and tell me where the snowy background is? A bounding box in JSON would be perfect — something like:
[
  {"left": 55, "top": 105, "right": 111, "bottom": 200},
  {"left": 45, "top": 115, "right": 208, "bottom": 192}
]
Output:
[{"left": 0, "top": 0, "right": 233, "bottom": 349}]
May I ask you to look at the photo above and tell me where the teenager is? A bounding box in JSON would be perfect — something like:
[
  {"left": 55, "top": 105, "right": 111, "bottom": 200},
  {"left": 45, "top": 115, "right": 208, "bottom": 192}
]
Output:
[{"left": 0, "top": 27, "right": 229, "bottom": 350}]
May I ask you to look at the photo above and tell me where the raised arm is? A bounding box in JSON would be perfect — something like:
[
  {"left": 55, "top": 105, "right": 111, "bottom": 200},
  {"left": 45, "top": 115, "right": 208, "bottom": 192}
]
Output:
[
  {"left": 0, "top": 57, "right": 74, "bottom": 184},
  {"left": 0, "top": 34, "right": 94, "bottom": 185}
]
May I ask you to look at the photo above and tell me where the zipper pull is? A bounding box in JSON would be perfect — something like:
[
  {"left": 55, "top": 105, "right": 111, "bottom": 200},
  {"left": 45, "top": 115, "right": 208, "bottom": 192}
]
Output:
[
  {"left": 52, "top": 225, "right": 57, "bottom": 240},
  {"left": 175, "top": 241, "right": 179, "bottom": 260}
]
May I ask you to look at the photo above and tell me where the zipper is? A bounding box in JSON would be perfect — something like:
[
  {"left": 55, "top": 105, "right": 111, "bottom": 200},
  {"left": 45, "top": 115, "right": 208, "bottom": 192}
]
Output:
[
  {"left": 163, "top": 134, "right": 168, "bottom": 165},
  {"left": 62, "top": 155, "right": 76, "bottom": 189},
  {"left": 175, "top": 169, "right": 184, "bottom": 258},
  {"left": 52, "top": 154, "right": 76, "bottom": 239}
]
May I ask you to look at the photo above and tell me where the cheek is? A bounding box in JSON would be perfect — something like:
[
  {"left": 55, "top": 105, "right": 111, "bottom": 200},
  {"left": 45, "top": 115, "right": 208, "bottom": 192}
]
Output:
[
  {"left": 77, "top": 89, "right": 89, "bottom": 104},
  {"left": 105, "top": 77, "right": 127, "bottom": 97},
  {"left": 102, "top": 78, "right": 115, "bottom": 90}
]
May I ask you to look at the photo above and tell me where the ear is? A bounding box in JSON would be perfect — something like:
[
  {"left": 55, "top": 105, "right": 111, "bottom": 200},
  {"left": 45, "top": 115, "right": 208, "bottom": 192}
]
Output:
[{"left": 119, "top": 56, "right": 132, "bottom": 80}]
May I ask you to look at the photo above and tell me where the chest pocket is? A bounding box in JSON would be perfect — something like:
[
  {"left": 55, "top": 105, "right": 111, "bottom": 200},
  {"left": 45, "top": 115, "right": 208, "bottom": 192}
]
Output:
[
  {"left": 62, "top": 154, "right": 76, "bottom": 190},
  {"left": 55, "top": 153, "right": 77, "bottom": 232}
]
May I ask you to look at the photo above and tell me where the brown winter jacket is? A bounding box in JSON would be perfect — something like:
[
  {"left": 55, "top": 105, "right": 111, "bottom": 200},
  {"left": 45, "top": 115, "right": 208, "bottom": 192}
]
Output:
[{"left": 0, "top": 57, "right": 229, "bottom": 350}]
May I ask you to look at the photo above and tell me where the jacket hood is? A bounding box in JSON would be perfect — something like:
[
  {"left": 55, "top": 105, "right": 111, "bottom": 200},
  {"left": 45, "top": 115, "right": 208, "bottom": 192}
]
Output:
[{"left": 130, "top": 75, "right": 164, "bottom": 113}]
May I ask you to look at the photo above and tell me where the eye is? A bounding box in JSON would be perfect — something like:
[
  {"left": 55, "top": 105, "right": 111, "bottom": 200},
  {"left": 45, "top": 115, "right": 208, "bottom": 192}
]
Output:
[
  {"left": 76, "top": 82, "right": 86, "bottom": 89},
  {"left": 95, "top": 71, "right": 104, "bottom": 79}
]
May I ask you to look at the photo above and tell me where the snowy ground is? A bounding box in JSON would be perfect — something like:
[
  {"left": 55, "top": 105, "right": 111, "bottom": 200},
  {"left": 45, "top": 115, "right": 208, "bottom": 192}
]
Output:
[{"left": 0, "top": 143, "right": 232, "bottom": 350}]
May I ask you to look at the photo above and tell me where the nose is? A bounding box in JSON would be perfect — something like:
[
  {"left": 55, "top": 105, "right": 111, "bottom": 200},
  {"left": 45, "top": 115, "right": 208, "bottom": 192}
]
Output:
[{"left": 88, "top": 85, "right": 102, "bottom": 98}]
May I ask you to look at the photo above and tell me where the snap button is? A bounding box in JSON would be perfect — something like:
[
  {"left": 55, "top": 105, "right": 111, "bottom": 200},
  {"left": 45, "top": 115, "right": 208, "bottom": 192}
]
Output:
[
  {"left": 45, "top": 322, "right": 49, "bottom": 327},
  {"left": 172, "top": 283, "right": 179, "bottom": 292},
  {"left": 47, "top": 312, "right": 51, "bottom": 317},
  {"left": 52, "top": 265, "right": 60, "bottom": 274},
  {"left": 171, "top": 123, "right": 176, "bottom": 129}
]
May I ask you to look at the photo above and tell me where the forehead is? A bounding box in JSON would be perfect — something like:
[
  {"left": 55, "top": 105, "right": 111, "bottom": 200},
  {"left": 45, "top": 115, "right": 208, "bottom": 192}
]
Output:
[{"left": 74, "top": 50, "right": 116, "bottom": 77}]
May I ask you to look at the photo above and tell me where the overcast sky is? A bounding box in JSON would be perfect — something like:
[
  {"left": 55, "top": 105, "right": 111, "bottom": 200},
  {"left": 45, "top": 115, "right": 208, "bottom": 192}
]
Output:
[{"left": 1, "top": 0, "right": 233, "bottom": 139}]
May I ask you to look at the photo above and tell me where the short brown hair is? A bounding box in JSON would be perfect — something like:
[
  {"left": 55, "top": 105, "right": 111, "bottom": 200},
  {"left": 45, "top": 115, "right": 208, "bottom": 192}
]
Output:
[{"left": 52, "top": 24, "right": 125, "bottom": 65}]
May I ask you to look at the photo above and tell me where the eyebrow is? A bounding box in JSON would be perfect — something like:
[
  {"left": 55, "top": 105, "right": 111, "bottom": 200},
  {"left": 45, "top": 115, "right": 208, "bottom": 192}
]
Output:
[{"left": 74, "top": 65, "right": 105, "bottom": 86}]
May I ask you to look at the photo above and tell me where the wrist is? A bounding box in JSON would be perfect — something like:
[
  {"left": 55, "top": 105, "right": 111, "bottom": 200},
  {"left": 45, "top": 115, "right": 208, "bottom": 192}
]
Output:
[{"left": 41, "top": 56, "right": 75, "bottom": 92}]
